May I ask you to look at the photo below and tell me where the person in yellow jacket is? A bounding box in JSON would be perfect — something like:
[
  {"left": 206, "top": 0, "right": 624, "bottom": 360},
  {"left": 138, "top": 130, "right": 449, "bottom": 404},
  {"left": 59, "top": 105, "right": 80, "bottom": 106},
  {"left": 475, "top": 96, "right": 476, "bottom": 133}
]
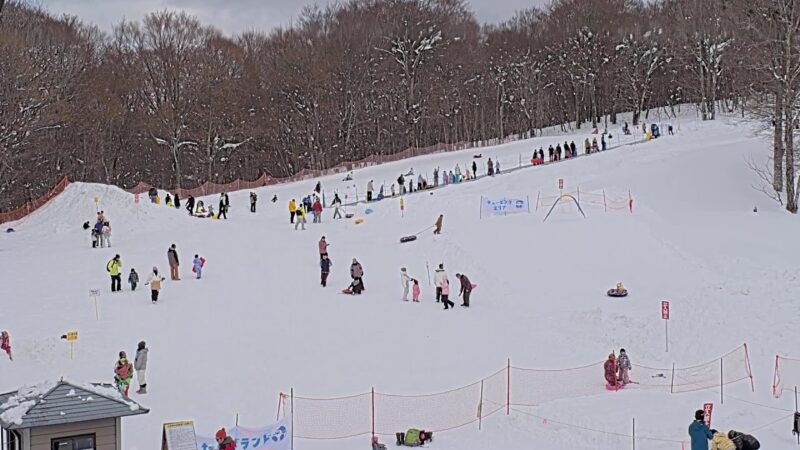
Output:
[
  {"left": 289, "top": 199, "right": 297, "bottom": 224},
  {"left": 107, "top": 254, "right": 122, "bottom": 292},
  {"left": 294, "top": 205, "right": 306, "bottom": 230},
  {"left": 710, "top": 430, "right": 736, "bottom": 450}
]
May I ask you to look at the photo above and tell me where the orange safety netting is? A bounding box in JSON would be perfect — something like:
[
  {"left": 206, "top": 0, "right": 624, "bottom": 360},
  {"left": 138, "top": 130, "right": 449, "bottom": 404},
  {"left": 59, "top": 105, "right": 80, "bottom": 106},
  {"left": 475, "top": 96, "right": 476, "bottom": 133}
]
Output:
[{"left": 0, "top": 176, "right": 70, "bottom": 225}]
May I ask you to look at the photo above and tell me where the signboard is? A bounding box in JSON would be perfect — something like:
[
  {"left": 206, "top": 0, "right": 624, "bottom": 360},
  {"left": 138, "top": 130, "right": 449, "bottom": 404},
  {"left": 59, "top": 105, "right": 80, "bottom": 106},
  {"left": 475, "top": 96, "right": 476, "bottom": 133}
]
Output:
[
  {"left": 703, "top": 403, "right": 713, "bottom": 427},
  {"left": 93, "top": 196, "right": 100, "bottom": 204},
  {"left": 65, "top": 331, "right": 78, "bottom": 342},
  {"left": 480, "top": 197, "right": 530, "bottom": 217},
  {"left": 89, "top": 289, "right": 100, "bottom": 297},
  {"left": 558, "top": 179, "right": 564, "bottom": 190},
  {"left": 196, "top": 420, "right": 290, "bottom": 450},
  {"left": 661, "top": 301, "right": 670, "bottom": 320},
  {"left": 162, "top": 421, "right": 199, "bottom": 450}
]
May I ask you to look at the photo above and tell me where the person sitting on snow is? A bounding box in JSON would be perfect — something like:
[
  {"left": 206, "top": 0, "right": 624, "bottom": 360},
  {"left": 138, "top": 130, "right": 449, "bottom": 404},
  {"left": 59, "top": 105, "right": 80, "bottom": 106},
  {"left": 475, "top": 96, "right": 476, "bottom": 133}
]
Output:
[{"left": 371, "top": 436, "right": 387, "bottom": 450}]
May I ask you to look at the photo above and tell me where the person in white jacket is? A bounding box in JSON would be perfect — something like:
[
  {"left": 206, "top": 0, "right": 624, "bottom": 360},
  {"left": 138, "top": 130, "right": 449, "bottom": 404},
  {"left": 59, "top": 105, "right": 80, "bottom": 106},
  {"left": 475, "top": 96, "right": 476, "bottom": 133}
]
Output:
[
  {"left": 433, "top": 263, "right": 448, "bottom": 303},
  {"left": 400, "top": 267, "right": 411, "bottom": 301}
]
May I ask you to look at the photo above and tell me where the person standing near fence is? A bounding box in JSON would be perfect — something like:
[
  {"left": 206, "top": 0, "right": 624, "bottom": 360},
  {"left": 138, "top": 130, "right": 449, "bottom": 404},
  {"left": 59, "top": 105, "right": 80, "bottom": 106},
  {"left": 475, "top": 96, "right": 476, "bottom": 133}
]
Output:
[
  {"left": 689, "top": 409, "right": 713, "bottom": 450},
  {"left": 186, "top": 195, "right": 195, "bottom": 215},
  {"left": 218, "top": 194, "right": 228, "bottom": 219},
  {"left": 250, "top": 192, "right": 257, "bottom": 213},
  {"left": 367, "top": 180, "right": 374, "bottom": 202},
  {"left": 617, "top": 348, "right": 632, "bottom": 385}
]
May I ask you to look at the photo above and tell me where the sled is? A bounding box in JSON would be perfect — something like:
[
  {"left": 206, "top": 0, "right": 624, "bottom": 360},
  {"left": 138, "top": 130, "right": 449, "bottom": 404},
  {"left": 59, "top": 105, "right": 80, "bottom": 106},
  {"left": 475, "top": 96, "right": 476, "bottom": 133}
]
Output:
[
  {"left": 345, "top": 213, "right": 355, "bottom": 219},
  {"left": 473, "top": 154, "right": 482, "bottom": 158},
  {"left": 342, "top": 288, "right": 352, "bottom": 294},
  {"left": 606, "top": 383, "right": 624, "bottom": 391},
  {"left": 400, "top": 235, "right": 417, "bottom": 243},
  {"left": 364, "top": 208, "right": 374, "bottom": 215},
  {"left": 607, "top": 289, "right": 628, "bottom": 298},
  {"left": 471, "top": 283, "right": 478, "bottom": 289},
  {"left": 355, "top": 219, "right": 364, "bottom": 225}
]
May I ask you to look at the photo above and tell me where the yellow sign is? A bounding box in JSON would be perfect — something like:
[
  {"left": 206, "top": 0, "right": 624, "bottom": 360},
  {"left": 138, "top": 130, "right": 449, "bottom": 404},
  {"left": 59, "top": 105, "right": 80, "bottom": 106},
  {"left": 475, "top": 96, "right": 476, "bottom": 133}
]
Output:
[
  {"left": 93, "top": 196, "right": 100, "bottom": 204},
  {"left": 66, "top": 331, "right": 78, "bottom": 342}
]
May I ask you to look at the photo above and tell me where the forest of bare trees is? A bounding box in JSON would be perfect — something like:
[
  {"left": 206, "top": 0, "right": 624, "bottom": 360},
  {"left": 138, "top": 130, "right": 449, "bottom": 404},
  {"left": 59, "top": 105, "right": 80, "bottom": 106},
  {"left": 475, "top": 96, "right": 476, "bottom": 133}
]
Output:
[{"left": 0, "top": 0, "right": 795, "bottom": 212}]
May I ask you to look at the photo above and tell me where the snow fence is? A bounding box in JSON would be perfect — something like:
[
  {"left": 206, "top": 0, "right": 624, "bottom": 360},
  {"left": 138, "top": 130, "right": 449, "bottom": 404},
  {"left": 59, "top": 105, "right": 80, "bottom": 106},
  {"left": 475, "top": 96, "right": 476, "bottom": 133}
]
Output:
[
  {"left": 773, "top": 355, "right": 800, "bottom": 399},
  {"left": 279, "top": 344, "right": 753, "bottom": 440}
]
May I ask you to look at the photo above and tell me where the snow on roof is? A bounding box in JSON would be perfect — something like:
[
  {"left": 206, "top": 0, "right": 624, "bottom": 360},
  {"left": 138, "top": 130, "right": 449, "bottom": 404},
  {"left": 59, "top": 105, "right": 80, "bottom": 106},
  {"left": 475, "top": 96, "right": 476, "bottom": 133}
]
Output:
[{"left": 0, "top": 380, "right": 59, "bottom": 426}]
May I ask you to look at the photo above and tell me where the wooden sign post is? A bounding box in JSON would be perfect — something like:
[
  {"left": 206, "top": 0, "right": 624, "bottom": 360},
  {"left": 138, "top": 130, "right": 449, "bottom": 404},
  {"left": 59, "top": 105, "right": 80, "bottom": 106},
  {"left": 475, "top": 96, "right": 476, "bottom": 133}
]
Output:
[
  {"left": 661, "top": 300, "right": 670, "bottom": 352},
  {"left": 65, "top": 331, "right": 78, "bottom": 360},
  {"left": 90, "top": 289, "right": 100, "bottom": 320}
]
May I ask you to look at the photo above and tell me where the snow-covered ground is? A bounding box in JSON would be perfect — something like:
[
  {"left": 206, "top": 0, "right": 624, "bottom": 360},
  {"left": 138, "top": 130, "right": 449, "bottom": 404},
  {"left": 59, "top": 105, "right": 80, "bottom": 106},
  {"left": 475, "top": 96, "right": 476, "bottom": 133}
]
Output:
[{"left": 2, "top": 111, "right": 799, "bottom": 450}]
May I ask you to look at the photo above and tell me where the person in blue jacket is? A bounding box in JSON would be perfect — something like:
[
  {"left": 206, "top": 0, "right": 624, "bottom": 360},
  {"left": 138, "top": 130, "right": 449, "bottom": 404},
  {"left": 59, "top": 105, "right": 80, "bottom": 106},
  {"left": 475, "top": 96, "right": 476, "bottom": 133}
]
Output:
[{"left": 688, "top": 409, "right": 713, "bottom": 450}]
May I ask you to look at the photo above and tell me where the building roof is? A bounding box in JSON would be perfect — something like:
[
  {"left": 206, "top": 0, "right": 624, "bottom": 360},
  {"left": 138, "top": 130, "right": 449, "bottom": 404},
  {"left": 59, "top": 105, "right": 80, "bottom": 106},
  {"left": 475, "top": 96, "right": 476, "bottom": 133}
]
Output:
[{"left": 0, "top": 380, "right": 149, "bottom": 430}]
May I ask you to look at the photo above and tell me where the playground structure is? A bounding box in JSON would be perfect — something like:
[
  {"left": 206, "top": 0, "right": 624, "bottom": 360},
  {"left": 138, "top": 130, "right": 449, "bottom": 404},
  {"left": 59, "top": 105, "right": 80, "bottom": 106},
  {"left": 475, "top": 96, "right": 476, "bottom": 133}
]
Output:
[{"left": 536, "top": 187, "right": 633, "bottom": 222}]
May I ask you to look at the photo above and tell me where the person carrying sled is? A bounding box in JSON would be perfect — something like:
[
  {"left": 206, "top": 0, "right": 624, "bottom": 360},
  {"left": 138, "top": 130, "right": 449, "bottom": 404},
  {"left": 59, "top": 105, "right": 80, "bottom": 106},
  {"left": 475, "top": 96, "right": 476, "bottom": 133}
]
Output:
[
  {"left": 128, "top": 268, "right": 139, "bottom": 291},
  {"left": 689, "top": 409, "right": 713, "bottom": 450},
  {"left": 434, "top": 264, "right": 448, "bottom": 302},
  {"left": 456, "top": 273, "right": 472, "bottom": 307},
  {"left": 400, "top": 267, "right": 411, "bottom": 301},
  {"left": 216, "top": 428, "right": 236, "bottom": 450},
  {"left": 107, "top": 255, "right": 122, "bottom": 292},
  {"left": 617, "top": 348, "right": 632, "bottom": 385},
  {"left": 349, "top": 259, "right": 365, "bottom": 294},
  {"left": 168, "top": 244, "right": 180, "bottom": 280},
  {"left": 604, "top": 353, "right": 618, "bottom": 388},
  {"left": 193, "top": 254, "right": 204, "bottom": 279},
  {"left": 250, "top": 192, "right": 258, "bottom": 213},
  {"left": 433, "top": 214, "right": 444, "bottom": 235},
  {"left": 114, "top": 351, "right": 134, "bottom": 396},
  {"left": 320, "top": 254, "right": 332, "bottom": 287},
  {"left": 134, "top": 341, "right": 148, "bottom": 394},
  {"left": 1, "top": 331, "right": 12, "bottom": 361},
  {"left": 146, "top": 267, "right": 165, "bottom": 303}
]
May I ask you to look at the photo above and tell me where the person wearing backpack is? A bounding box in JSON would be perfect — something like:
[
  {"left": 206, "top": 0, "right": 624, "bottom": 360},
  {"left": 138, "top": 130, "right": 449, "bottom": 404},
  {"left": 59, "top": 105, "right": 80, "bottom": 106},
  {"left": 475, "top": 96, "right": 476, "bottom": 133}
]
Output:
[
  {"left": 134, "top": 341, "right": 148, "bottom": 394},
  {"left": 114, "top": 351, "right": 134, "bottom": 396},
  {"left": 107, "top": 255, "right": 122, "bottom": 292}
]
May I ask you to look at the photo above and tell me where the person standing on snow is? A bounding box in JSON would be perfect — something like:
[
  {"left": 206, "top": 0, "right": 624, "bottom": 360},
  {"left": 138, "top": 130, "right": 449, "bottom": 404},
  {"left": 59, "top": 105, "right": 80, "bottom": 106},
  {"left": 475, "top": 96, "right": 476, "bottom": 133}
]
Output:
[
  {"left": 295, "top": 206, "right": 306, "bottom": 230},
  {"left": 472, "top": 161, "right": 478, "bottom": 178},
  {"left": 332, "top": 194, "right": 343, "bottom": 219},
  {"left": 441, "top": 279, "right": 454, "bottom": 309},
  {"left": 496, "top": 159, "right": 501, "bottom": 173},
  {"left": 312, "top": 197, "right": 323, "bottom": 223},
  {"left": 128, "top": 268, "right": 139, "bottom": 291},
  {"left": 107, "top": 255, "right": 122, "bottom": 292},
  {"left": 146, "top": 267, "right": 165, "bottom": 304},
  {"left": 193, "top": 254, "right": 204, "bottom": 279},
  {"left": 487, "top": 158, "right": 494, "bottom": 176},
  {"left": 689, "top": 409, "right": 713, "bottom": 450},
  {"left": 218, "top": 194, "right": 228, "bottom": 219},
  {"left": 134, "top": 341, "right": 148, "bottom": 394},
  {"left": 400, "top": 268, "right": 411, "bottom": 301},
  {"left": 215, "top": 428, "right": 236, "bottom": 450},
  {"left": 114, "top": 351, "right": 134, "bottom": 396},
  {"left": 433, "top": 214, "right": 444, "bottom": 235},
  {"left": 319, "top": 236, "right": 330, "bottom": 259},
  {"left": 367, "top": 180, "right": 374, "bottom": 202},
  {"left": 397, "top": 174, "right": 405, "bottom": 194},
  {"left": 617, "top": 349, "right": 632, "bottom": 385},
  {"left": 570, "top": 141, "right": 577, "bottom": 157},
  {"left": 433, "top": 264, "right": 448, "bottom": 303},
  {"left": 456, "top": 273, "right": 472, "bottom": 307},
  {"left": 186, "top": 195, "right": 195, "bottom": 215},
  {"left": 433, "top": 168, "right": 439, "bottom": 187},
  {"left": 1, "top": 331, "right": 12, "bottom": 361},
  {"left": 412, "top": 279, "right": 421, "bottom": 302},
  {"left": 250, "top": 192, "right": 258, "bottom": 213},
  {"left": 320, "top": 254, "right": 332, "bottom": 287},
  {"left": 167, "top": 244, "right": 180, "bottom": 281},
  {"left": 174, "top": 192, "right": 180, "bottom": 209},
  {"left": 289, "top": 199, "right": 297, "bottom": 223}
]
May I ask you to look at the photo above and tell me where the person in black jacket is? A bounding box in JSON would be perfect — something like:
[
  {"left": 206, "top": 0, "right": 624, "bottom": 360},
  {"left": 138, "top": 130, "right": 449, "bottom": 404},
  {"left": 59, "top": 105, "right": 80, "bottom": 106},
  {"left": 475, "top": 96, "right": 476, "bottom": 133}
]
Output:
[
  {"left": 186, "top": 195, "right": 195, "bottom": 215},
  {"left": 320, "top": 255, "right": 332, "bottom": 287},
  {"left": 218, "top": 194, "right": 228, "bottom": 219},
  {"left": 727, "top": 430, "right": 759, "bottom": 450}
]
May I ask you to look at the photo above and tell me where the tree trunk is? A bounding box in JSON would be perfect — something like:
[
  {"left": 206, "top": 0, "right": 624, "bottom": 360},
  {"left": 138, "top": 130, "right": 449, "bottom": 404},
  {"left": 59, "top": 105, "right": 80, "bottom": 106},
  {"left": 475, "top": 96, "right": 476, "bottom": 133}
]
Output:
[
  {"left": 774, "top": 93, "right": 784, "bottom": 192},
  {"left": 172, "top": 141, "right": 182, "bottom": 190},
  {"left": 784, "top": 104, "right": 797, "bottom": 213}
]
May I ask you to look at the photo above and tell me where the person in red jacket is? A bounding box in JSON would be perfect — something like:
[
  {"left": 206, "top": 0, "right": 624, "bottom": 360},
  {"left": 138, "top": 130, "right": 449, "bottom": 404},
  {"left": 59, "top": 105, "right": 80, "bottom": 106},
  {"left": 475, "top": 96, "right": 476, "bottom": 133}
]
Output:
[
  {"left": 216, "top": 428, "right": 236, "bottom": 450},
  {"left": 312, "top": 198, "right": 323, "bottom": 223},
  {"left": 1, "top": 331, "right": 12, "bottom": 361}
]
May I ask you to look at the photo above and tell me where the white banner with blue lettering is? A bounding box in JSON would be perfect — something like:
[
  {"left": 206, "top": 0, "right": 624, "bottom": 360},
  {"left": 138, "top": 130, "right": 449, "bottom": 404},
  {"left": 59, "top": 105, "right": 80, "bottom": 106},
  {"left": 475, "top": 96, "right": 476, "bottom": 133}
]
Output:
[
  {"left": 197, "top": 420, "right": 290, "bottom": 450},
  {"left": 480, "top": 197, "right": 529, "bottom": 216}
]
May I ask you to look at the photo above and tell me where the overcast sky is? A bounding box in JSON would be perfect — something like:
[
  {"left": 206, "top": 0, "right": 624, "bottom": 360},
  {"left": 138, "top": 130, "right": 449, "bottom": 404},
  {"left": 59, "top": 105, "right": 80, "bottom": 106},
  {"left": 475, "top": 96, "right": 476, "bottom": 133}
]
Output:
[{"left": 40, "top": 0, "right": 547, "bottom": 36}]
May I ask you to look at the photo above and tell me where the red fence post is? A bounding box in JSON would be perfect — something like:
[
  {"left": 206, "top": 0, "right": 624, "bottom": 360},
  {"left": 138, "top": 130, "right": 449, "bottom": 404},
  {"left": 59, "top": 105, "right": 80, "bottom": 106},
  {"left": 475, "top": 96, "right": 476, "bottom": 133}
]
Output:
[{"left": 506, "top": 358, "right": 511, "bottom": 415}]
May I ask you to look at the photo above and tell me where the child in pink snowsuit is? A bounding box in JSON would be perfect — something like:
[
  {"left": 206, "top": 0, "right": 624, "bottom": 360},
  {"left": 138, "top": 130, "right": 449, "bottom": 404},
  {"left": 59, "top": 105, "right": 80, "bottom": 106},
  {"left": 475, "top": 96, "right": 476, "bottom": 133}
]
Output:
[
  {"left": 412, "top": 279, "right": 421, "bottom": 302},
  {"left": 1, "top": 331, "right": 12, "bottom": 361}
]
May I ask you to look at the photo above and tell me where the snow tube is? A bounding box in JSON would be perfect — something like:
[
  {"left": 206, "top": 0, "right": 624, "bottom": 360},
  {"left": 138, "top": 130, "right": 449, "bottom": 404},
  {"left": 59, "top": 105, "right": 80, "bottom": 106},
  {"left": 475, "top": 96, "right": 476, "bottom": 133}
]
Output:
[
  {"left": 345, "top": 213, "right": 355, "bottom": 219},
  {"left": 400, "top": 235, "right": 417, "bottom": 243},
  {"left": 607, "top": 289, "right": 628, "bottom": 298},
  {"left": 355, "top": 219, "right": 364, "bottom": 225},
  {"left": 364, "top": 208, "right": 374, "bottom": 215}
]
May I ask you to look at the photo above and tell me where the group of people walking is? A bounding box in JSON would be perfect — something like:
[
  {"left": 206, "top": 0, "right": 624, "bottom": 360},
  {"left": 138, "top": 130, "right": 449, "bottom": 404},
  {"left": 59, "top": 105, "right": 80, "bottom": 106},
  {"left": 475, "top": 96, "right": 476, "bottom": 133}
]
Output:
[{"left": 105, "top": 243, "right": 205, "bottom": 303}]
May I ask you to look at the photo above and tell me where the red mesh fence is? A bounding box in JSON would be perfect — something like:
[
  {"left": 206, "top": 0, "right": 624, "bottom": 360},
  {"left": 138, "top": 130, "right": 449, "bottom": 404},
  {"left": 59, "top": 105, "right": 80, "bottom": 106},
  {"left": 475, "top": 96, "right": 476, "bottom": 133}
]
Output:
[
  {"left": 0, "top": 176, "right": 70, "bottom": 225},
  {"left": 281, "top": 345, "right": 754, "bottom": 440},
  {"left": 773, "top": 355, "right": 800, "bottom": 398}
]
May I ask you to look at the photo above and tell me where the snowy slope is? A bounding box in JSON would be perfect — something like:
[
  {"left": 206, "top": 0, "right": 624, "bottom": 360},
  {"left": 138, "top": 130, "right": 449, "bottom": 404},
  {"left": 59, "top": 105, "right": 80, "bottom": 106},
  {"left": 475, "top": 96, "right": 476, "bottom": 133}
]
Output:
[{"left": 2, "top": 112, "right": 799, "bottom": 450}]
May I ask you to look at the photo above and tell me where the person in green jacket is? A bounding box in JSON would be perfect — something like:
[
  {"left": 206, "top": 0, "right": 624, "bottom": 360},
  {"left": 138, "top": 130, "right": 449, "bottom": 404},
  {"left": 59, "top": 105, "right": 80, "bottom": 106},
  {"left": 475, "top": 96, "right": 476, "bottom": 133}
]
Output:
[
  {"left": 107, "top": 255, "right": 122, "bottom": 292},
  {"left": 114, "top": 351, "right": 134, "bottom": 396}
]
